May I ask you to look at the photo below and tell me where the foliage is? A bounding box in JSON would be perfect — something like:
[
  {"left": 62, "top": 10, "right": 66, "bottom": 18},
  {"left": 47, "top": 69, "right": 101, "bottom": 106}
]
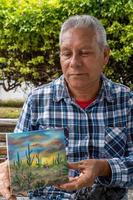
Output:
[
  {"left": 0, "top": 100, "right": 23, "bottom": 118},
  {"left": 0, "top": 0, "right": 132, "bottom": 90}
]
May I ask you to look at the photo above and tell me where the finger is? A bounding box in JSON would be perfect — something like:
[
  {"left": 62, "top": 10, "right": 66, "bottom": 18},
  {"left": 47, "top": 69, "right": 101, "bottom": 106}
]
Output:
[
  {"left": 68, "top": 161, "right": 85, "bottom": 170},
  {"left": 0, "top": 165, "right": 10, "bottom": 189},
  {"left": 0, "top": 187, "right": 12, "bottom": 199},
  {"left": 55, "top": 176, "right": 79, "bottom": 189},
  {"left": 62, "top": 175, "right": 88, "bottom": 190},
  {"left": 59, "top": 172, "right": 93, "bottom": 191},
  {"left": 0, "top": 161, "right": 11, "bottom": 199},
  {"left": 57, "top": 179, "right": 79, "bottom": 191},
  {"left": 69, "top": 176, "right": 79, "bottom": 182}
]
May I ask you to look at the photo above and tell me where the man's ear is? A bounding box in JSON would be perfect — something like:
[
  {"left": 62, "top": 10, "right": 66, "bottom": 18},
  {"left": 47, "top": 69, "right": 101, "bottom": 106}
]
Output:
[{"left": 103, "top": 46, "right": 110, "bottom": 66}]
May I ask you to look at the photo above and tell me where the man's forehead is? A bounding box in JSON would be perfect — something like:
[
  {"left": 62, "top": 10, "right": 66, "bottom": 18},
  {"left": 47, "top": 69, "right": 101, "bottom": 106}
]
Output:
[
  {"left": 60, "top": 27, "right": 96, "bottom": 43},
  {"left": 60, "top": 44, "right": 94, "bottom": 50},
  {"left": 62, "top": 26, "right": 95, "bottom": 35},
  {"left": 60, "top": 28, "right": 97, "bottom": 49}
]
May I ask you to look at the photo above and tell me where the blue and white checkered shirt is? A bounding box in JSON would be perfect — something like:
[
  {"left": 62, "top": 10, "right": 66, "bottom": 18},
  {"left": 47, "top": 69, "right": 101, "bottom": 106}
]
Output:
[{"left": 15, "top": 74, "right": 133, "bottom": 200}]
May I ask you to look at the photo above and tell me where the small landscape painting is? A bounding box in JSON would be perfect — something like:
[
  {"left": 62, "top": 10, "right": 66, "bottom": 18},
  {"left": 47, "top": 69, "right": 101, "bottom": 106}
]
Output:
[{"left": 7, "top": 128, "right": 68, "bottom": 196}]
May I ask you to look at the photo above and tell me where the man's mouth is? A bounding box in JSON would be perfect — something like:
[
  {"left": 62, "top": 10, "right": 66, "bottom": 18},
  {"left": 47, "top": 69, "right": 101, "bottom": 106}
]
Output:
[{"left": 69, "top": 73, "right": 86, "bottom": 76}]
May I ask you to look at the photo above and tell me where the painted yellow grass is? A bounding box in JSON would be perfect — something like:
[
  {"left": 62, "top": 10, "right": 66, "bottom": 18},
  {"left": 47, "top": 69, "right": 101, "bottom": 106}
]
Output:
[
  {"left": 40, "top": 151, "right": 65, "bottom": 165},
  {"left": 26, "top": 151, "right": 65, "bottom": 167}
]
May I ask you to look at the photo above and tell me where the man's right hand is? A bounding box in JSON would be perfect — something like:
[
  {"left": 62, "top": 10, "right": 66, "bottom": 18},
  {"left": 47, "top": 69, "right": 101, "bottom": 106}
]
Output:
[{"left": 0, "top": 160, "right": 16, "bottom": 200}]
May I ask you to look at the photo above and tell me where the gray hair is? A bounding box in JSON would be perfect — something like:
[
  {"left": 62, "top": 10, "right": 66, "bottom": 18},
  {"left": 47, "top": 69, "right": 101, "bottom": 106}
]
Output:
[{"left": 59, "top": 15, "right": 108, "bottom": 48}]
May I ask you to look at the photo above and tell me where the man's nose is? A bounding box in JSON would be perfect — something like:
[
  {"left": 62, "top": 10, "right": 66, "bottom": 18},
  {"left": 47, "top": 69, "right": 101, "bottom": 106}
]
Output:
[{"left": 69, "top": 53, "right": 81, "bottom": 68}]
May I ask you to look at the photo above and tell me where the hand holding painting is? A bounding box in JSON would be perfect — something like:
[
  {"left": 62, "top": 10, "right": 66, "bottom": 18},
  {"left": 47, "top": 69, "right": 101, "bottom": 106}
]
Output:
[
  {"left": 6, "top": 128, "right": 68, "bottom": 196},
  {"left": 0, "top": 160, "right": 16, "bottom": 200}
]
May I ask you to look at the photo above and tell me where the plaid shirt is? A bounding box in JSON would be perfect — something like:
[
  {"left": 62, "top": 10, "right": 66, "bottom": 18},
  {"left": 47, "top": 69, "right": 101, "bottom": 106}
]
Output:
[{"left": 15, "top": 74, "right": 133, "bottom": 200}]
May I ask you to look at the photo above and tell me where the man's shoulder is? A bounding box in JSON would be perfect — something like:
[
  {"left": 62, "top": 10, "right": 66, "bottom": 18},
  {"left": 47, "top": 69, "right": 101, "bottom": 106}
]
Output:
[
  {"left": 105, "top": 76, "right": 132, "bottom": 94},
  {"left": 32, "top": 82, "right": 53, "bottom": 95},
  {"left": 111, "top": 81, "right": 131, "bottom": 93},
  {"left": 103, "top": 75, "right": 132, "bottom": 102},
  {"left": 31, "top": 76, "right": 64, "bottom": 98}
]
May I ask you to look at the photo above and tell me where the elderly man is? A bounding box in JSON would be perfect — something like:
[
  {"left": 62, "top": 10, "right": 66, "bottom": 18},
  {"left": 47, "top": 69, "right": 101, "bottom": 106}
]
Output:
[{"left": 0, "top": 15, "right": 133, "bottom": 200}]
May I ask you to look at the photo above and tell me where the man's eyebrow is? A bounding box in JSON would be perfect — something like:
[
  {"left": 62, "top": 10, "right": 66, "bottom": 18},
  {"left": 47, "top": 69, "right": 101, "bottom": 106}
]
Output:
[
  {"left": 80, "top": 45, "right": 94, "bottom": 49},
  {"left": 80, "top": 48, "right": 93, "bottom": 51},
  {"left": 61, "top": 46, "right": 93, "bottom": 49},
  {"left": 60, "top": 47, "right": 71, "bottom": 50}
]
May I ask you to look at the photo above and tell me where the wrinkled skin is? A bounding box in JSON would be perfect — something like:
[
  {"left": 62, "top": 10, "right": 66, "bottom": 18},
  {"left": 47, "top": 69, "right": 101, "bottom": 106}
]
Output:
[
  {"left": 0, "top": 161, "right": 16, "bottom": 200},
  {"left": 57, "top": 159, "right": 111, "bottom": 191},
  {"left": 60, "top": 27, "right": 110, "bottom": 101}
]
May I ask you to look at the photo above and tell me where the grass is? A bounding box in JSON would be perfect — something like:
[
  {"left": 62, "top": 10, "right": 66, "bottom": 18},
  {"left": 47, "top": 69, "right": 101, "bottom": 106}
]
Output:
[
  {"left": 0, "top": 107, "right": 22, "bottom": 118},
  {"left": 0, "top": 100, "right": 23, "bottom": 118},
  {"left": 0, "top": 100, "right": 24, "bottom": 107}
]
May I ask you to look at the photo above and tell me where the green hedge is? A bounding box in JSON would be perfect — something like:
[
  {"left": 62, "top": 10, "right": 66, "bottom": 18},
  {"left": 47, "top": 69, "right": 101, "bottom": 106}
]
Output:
[{"left": 0, "top": 0, "right": 132, "bottom": 90}]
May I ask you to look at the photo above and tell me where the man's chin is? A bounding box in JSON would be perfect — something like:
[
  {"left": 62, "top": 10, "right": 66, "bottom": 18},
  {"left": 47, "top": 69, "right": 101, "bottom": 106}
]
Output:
[{"left": 68, "top": 82, "right": 87, "bottom": 90}]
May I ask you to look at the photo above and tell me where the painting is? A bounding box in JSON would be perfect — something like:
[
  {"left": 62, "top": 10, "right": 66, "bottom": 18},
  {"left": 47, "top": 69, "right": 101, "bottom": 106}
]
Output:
[{"left": 7, "top": 128, "right": 68, "bottom": 196}]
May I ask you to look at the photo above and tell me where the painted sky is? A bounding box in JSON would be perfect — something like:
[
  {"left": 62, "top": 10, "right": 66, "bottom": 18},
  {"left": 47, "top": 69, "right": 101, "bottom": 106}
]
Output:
[{"left": 7, "top": 129, "right": 66, "bottom": 162}]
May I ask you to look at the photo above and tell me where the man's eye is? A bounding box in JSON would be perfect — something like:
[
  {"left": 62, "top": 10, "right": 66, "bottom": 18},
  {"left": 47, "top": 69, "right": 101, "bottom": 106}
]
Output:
[
  {"left": 81, "top": 52, "right": 91, "bottom": 56},
  {"left": 61, "top": 52, "right": 71, "bottom": 57}
]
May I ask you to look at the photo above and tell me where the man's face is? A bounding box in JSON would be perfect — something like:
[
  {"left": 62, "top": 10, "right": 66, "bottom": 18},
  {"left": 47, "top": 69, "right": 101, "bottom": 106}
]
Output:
[{"left": 60, "top": 27, "right": 109, "bottom": 91}]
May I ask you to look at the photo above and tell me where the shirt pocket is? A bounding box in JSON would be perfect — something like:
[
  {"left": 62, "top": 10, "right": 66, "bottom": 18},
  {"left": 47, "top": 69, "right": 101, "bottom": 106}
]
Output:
[{"left": 104, "top": 127, "right": 127, "bottom": 158}]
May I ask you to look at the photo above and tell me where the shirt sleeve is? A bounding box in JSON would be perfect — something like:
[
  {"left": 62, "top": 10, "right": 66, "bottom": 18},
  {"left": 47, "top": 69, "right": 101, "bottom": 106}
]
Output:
[{"left": 98, "top": 93, "right": 133, "bottom": 187}]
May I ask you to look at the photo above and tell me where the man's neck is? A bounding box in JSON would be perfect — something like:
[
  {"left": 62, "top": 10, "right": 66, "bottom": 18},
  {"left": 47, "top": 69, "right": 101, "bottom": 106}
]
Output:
[{"left": 69, "top": 82, "right": 101, "bottom": 101}]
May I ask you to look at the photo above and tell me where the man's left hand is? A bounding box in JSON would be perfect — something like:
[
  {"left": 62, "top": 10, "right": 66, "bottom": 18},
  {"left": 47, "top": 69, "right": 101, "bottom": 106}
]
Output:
[{"left": 57, "top": 159, "right": 111, "bottom": 191}]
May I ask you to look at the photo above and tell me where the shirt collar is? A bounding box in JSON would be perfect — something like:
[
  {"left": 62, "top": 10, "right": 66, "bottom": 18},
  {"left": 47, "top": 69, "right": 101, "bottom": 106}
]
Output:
[
  {"left": 53, "top": 75, "right": 71, "bottom": 102},
  {"left": 99, "top": 74, "right": 114, "bottom": 102},
  {"left": 53, "top": 74, "right": 114, "bottom": 102}
]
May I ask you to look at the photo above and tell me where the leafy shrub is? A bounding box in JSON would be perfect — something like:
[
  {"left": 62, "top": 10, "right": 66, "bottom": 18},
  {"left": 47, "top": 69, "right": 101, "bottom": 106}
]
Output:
[{"left": 0, "top": 0, "right": 132, "bottom": 90}]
